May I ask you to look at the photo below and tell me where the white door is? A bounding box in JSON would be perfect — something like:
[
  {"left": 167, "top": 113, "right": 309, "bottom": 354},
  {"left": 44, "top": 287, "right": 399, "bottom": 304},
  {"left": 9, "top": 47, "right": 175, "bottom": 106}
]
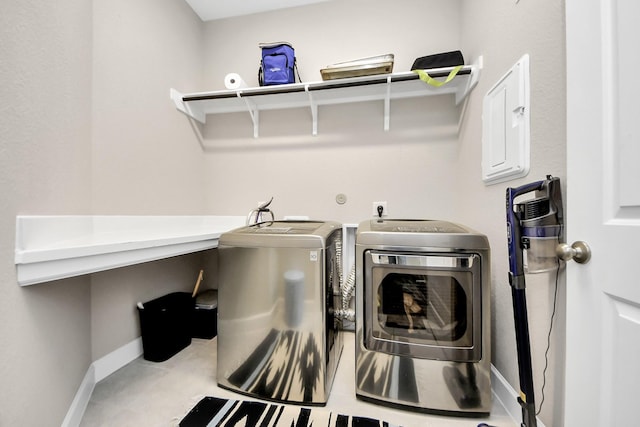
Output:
[{"left": 565, "top": 0, "right": 640, "bottom": 426}]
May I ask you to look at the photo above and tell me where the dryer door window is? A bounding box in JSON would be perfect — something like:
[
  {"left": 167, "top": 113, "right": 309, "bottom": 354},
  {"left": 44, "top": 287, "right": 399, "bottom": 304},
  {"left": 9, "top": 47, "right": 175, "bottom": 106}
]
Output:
[
  {"left": 364, "top": 251, "right": 482, "bottom": 362},
  {"left": 377, "top": 272, "right": 469, "bottom": 344}
]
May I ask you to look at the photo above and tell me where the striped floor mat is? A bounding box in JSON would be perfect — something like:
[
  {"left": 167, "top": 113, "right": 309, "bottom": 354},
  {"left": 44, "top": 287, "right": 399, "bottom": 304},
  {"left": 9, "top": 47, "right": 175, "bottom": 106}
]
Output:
[{"left": 179, "top": 396, "right": 401, "bottom": 427}]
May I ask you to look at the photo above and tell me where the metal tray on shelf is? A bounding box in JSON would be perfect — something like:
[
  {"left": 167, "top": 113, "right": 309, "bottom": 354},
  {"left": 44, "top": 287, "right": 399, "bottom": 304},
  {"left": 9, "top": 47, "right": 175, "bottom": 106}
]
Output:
[{"left": 320, "top": 54, "right": 394, "bottom": 81}]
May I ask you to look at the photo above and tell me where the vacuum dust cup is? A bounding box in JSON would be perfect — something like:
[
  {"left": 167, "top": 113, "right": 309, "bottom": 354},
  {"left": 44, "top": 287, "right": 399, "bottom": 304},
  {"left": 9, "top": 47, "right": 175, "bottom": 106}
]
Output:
[
  {"left": 517, "top": 190, "right": 564, "bottom": 274},
  {"left": 522, "top": 225, "right": 562, "bottom": 273}
]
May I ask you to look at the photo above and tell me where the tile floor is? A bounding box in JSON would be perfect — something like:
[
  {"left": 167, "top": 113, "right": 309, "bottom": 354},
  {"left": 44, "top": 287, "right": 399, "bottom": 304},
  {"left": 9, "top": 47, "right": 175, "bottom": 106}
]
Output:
[{"left": 80, "top": 331, "right": 517, "bottom": 427}]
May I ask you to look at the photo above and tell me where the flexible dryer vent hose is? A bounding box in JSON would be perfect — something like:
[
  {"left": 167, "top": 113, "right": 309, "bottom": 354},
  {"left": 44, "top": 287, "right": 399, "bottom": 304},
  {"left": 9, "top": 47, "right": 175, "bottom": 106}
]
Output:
[
  {"left": 333, "top": 238, "right": 356, "bottom": 322},
  {"left": 335, "top": 240, "right": 344, "bottom": 284},
  {"left": 334, "top": 308, "right": 355, "bottom": 322},
  {"left": 341, "top": 267, "right": 356, "bottom": 312}
]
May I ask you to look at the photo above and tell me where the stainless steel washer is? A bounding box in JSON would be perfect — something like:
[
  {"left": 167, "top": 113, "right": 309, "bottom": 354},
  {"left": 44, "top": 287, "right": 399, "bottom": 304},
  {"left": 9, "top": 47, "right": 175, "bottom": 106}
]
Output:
[
  {"left": 355, "top": 219, "right": 491, "bottom": 416},
  {"left": 217, "top": 220, "right": 343, "bottom": 406}
]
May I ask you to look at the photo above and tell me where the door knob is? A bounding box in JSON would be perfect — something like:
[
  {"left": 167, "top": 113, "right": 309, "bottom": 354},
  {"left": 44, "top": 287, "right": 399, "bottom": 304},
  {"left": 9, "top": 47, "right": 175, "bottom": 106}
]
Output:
[{"left": 556, "top": 241, "right": 592, "bottom": 264}]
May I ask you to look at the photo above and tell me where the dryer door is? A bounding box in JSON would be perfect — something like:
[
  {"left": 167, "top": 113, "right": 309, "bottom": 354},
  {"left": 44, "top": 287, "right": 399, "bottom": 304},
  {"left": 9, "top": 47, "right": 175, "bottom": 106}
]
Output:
[{"left": 364, "top": 251, "right": 482, "bottom": 362}]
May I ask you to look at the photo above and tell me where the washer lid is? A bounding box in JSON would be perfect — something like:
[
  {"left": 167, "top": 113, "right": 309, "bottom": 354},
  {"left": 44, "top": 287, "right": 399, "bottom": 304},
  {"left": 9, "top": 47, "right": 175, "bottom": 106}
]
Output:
[
  {"left": 220, "top": 220, "right": 341, "bottom": 248},
  {"left": 237, "top": 220, "right": 326, "bottom": 234}
]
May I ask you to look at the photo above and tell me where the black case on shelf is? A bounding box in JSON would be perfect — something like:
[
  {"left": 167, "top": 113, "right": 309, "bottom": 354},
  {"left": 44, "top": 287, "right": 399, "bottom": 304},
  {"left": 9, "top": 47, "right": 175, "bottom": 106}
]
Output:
[{"left": 411, "top": 50, "right": 464, "bottom": 70}]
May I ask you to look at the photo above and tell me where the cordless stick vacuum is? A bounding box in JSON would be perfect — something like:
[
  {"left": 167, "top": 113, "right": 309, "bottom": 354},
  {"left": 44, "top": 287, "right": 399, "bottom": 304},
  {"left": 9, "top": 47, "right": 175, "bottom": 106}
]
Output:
[{"left": 506, "top": 176, "right": 563, "bottom": 427}]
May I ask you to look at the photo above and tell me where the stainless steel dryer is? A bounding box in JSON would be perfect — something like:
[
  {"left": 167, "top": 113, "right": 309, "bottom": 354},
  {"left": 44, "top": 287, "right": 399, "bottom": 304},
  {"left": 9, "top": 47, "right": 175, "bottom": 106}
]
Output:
[
  {"left": 217, "top": 220, "right": 343, "bottom": 406},
  {"left": 355, "top": 219, "right": 491, "bottom": 416}
]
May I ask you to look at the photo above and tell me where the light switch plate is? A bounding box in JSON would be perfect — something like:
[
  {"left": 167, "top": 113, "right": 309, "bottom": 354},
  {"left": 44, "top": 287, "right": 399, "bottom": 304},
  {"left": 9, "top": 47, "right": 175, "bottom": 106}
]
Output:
[{"left": 481, "top": 54, "right": 530, "bottom": 185}]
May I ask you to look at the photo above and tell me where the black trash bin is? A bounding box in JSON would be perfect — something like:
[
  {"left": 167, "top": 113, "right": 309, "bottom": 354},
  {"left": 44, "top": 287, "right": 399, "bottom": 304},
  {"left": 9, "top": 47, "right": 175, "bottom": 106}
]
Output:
[
  {"left": 192, "top": 289, "right": 218, "bottom": 339},
  {"left": 137, "top": 292, "right": 194, "bottom": 362}
]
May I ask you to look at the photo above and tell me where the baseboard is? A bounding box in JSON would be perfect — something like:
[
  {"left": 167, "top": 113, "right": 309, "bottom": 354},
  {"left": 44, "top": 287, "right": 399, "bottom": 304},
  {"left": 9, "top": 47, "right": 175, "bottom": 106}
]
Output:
[
  {"left": 62, "top": 337, "right": 143, "bottom": 427},
  {"left": 491, "top": 364, "right": 547, "bottom": 427},
  {"left": 61, "top": 364, "right": 96, "bottom": 427},
  {"left": 93, "top": 337, "right": 143, "bottom": 382}
]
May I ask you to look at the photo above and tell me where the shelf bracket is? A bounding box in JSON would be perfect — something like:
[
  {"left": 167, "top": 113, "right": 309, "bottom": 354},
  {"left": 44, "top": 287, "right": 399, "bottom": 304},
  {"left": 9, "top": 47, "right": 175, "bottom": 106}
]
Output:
[
  {"left": 455, "top": 55, "right": 483, "bottom": 105},
  {"left": 307, "top": 86, "right": 318, "bottom": 136},
  {"left": 240, "top": 94, "right": 260, "bottom": 138},
  {"left": 384, "top": 76, "right": 392, "bottom": 131},
  {"left": 170, "top": 88, "right": 206, "bottom": 124}
]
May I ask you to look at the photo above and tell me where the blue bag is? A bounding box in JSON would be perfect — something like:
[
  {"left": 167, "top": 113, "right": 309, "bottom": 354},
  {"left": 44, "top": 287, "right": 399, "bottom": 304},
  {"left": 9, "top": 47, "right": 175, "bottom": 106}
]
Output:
[{"left": 258, "top": 42, "right": 299, "bottom": 86}]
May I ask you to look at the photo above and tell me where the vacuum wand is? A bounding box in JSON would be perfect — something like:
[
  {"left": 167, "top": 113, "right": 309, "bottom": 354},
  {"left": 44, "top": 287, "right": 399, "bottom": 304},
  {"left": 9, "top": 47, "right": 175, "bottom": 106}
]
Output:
[{"left": 505, "top": 175, "right": 563, "bottom": 427}]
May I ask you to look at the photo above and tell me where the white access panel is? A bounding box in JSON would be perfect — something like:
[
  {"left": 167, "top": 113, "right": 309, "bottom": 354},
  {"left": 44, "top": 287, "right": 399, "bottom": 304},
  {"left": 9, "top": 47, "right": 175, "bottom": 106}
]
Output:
[{"left": 482, "top": 54, "right": 530, "bottom": 185}]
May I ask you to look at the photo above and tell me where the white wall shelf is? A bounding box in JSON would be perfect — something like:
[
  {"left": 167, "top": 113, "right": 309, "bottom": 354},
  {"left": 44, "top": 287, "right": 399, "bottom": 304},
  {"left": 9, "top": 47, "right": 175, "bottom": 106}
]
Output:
[
  {"left": 170, "top": 62, "right": 481, "bottom": 137},
  {"left": 14, "top": 215, "right": 246, "bottom": 286}
]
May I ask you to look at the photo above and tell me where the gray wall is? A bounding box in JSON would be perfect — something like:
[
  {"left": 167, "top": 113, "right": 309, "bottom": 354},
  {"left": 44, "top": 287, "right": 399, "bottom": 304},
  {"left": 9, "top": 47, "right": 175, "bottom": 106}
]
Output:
[
  {"left": 0, "top": 0, "right": 207, "bottom": 425},
  {"left": 459, "top": 2, "right": 566, "bottom": 424},
  {"left": 91, "top": 0, "right": 206, "bottom": 215},
  {"left": 0, "top": 0, "right": 566, "bottom": 426},
  {"left": 1, "top": 2, "right": 93, "bottom": 425}
]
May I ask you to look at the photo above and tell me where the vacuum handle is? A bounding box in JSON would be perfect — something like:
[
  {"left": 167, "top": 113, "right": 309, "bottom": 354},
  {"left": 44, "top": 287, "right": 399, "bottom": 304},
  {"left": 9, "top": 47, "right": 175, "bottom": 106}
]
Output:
[{"left": 506, "top": 180, "right": 544, "bottom": 277}]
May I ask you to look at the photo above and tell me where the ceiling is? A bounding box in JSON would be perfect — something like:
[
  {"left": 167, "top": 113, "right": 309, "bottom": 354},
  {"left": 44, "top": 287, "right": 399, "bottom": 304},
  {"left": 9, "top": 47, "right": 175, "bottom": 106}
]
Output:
[{"left": 185, "top": 0, "right": 334, "bottom": 21}]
